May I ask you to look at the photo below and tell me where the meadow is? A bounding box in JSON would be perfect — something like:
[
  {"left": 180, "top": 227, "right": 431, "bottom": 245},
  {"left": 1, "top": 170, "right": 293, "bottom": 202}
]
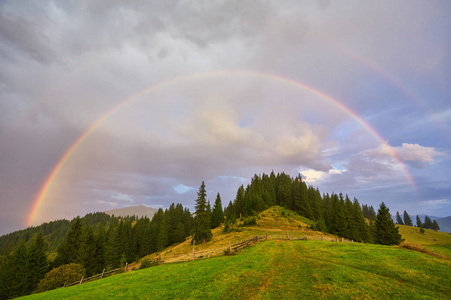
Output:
[{"left": 22, "top": 239, "right": 451, "bottom": 299}]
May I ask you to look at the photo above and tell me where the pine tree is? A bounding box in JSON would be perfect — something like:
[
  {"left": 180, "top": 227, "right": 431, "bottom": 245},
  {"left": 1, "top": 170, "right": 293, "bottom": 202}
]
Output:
[
  {"left": 351, "top": 198, "right": 370, "bottom": 243},
  {"left": 416, "top": 215, "right": 423, "bottom": 228},
  {"left": 423, "top": 216, "right": 433, "bottom": 229},
  {"left": 25, "top": 233, "right": 49, "bottom": 293},
  {"left": 432, "top": 220, "right": 440, "bottom": 231},
  {"left": 93, "top": 225, "right": 106, "bottom": 273},
  {"left": 375, "top": 202, "right": 401, "bottom": 245},
  {"left": 396, "top": 211, "right": 404, "bottom": 225},
  {"left": 192, "top": 181, "right": 212, "bottom": 243},
  {"left": 80, "top": 228, "right": 97, "bottom": 277},
  {"left": 368, "top": 206, "right": 377, "bottom": 221},
  {"left": 156, "top": 215, "right": 169, "bottom": 251},
  {"left": 211, "top": 193, "right": 224, "bottom": 228},
  {"left": 330, "top": 194, "right": 348, "bottom": 237},
  {"left": 55, "top": 217, "right": 83, "bottom": 266},
  {"left": 403, "top": 211, "right": 413, "bottom": 226},
  {"left": 2, "top": 242, "right": 28, "bottom": 298},
  {"left": 234, "top": 185, "right": 245, "bottom": 219},
  {"left": 292, "top": 176, "right": 312, "bottom": 219}
]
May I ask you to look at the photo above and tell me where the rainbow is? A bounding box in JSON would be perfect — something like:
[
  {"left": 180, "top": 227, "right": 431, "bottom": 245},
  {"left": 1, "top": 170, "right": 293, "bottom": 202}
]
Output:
[{"left": 27, "top": 70, "right": 417, "bottom": 226}]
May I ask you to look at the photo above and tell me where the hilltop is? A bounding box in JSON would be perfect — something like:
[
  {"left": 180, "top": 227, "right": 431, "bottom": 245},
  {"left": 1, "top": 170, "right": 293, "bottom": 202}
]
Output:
[
  {"left": 21, "top": 207, "right": 451, "bottom": 299},
  {"left": 132, "top": 206, "right": 331, "bottom": 266}
]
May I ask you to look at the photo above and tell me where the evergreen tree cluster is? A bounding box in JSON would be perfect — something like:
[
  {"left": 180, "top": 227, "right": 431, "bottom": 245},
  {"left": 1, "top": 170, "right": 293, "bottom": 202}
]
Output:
[
  {"left": 0, "top": 212, "right": 117, "bottom": 255},
  {"left": 224, "top": 172, "right": 373, "bottom": 243},
  {"left": 54, "top": 203, "right": 193, "bottom": 273},
  {"left": 416, "top": 215, "right": 440, "bottom": 230},
  {"left": 361, "top": 204, "right": 377, "bottom": 220},
  {"left": 0, "top": 204, "right": 193, "bottom": 298},
  {"left": 395, "top": 210, "right": 415, "bottom": 227},
  {"left": 0, "top": 233, "right": 48, "bottom": 299}
]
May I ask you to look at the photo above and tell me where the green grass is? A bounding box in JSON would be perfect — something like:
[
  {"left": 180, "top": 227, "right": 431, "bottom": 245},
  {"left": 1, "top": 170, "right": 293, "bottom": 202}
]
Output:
[
  {"left": 398, "top": 225, "right": 451, "bottom": 258},
  {"left": 22, "top": 240, "right": 451, "bottom": 299}
]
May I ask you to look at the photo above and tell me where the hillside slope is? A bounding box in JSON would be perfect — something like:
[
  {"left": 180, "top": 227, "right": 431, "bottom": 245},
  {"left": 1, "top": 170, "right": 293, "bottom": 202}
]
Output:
[
  {"left": 22, "top": 240, "right": 451, "bottom": 299},
  {"left": 134, "top": 206, "right": 331, "bottom": 266},
  {"left": 398, "top": 224, "right": 451, "bottom": 258}
]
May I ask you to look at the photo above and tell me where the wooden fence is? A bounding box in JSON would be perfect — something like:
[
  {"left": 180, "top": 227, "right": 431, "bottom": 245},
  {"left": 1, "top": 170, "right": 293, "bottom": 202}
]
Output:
[{"left": 64, "top": 264, "right": 128, "bottom": 287}]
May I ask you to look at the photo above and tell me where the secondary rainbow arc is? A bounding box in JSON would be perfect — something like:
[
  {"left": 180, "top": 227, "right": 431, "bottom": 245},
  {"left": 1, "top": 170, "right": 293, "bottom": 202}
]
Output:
[{"left": 27, "top": 70, "right": 417, "bottom": 226}]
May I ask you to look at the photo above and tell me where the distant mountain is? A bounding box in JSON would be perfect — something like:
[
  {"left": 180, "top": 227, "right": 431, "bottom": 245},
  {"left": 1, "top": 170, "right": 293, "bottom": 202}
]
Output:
[
  {"left": 104, "top": 205, "right": 158, "bottom": 219},
  {"left": 437, "top": 216, "right": 451, "bottom": 233}
]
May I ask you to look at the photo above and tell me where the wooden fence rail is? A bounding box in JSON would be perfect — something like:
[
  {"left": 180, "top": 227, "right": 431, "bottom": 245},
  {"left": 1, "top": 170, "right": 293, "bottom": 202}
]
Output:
[{"left": 64, "top": 266, "right": 124, "bottom": 287}]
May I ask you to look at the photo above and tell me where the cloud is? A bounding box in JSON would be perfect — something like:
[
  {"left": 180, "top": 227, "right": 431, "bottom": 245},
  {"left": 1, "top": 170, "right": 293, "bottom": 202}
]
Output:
[
  {"left": 111, "top": 192, "right": 134, "bottom": 203},
  {"left": 393, "top": 143, "right": 445, "bottom": 166},
  {"left": 299, "top": 167, "right": 345, "bottom": 184},
  {"left": 366, "top": 143, "right": 445, "bottom": 168},
  {"left": 421, "top": 199, "right": 449, "bottom": 206},
  {"left": 173, "top": 184, "right": 195, "bottom": 194},
  {"left": 0, "top": 9, "right": 56, "bottom": 63}
]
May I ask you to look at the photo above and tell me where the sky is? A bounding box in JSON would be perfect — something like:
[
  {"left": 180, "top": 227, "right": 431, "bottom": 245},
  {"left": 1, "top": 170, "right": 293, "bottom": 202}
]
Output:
[{"left": 1, "top": 0, "right": 451, "bottom": 235}]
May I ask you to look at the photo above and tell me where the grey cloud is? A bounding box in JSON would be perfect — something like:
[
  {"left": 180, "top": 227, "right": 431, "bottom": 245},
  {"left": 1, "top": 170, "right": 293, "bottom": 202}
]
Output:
[{"left": 0, "top": 10, "right": 56, "bottom": 63}]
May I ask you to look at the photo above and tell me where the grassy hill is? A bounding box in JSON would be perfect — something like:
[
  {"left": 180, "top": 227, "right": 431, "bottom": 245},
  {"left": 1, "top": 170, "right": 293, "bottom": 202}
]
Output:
[
  {"left": 130, "top": 206, "right": 333, "bottom": 266},
  {"left": 22, "top": 240, "right": 451, "bottom": 299},
  {"left": 20, "top": 206, "right": 451, "bottom": 299}
]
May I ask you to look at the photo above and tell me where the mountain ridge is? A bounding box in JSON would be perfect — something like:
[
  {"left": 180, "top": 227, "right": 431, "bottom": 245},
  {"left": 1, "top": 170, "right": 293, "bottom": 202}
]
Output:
[{"left": 104, "top": 205, "right": 158, "bottom": 219}]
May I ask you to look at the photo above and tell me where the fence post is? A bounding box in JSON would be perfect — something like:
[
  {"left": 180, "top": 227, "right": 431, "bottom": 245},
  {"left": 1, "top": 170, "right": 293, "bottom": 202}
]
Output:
[
  {"left": 79, "top": 276, "right": 83, "bottom": 285},
  {"left": 193, "top": 240, "right": 195, "bottom": 261},
  {"left": 158, "top": 253, "right": 161, "bottom": 264},
  {"left": 125, "top": 262, "right": 128, "bottom": 272},
  {"left": 100, "top": 268, "right": 105, "bottom": 279},
  {"left": 229, "top": 242, "right": 232, "bottom": 253},
  {"left": 341, "top": 237, "right": 343, "bottom": 242}
]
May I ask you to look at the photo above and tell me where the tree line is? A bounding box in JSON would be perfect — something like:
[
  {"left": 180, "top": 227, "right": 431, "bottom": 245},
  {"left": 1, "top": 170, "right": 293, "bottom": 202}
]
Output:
[
  {"left": 0, "top": 212, "right": 122, "bottom": 255},
  {"left": 0, "top": 204, "right": 194, "bottom": 299},
  {"left": 223, "top": 172, "right": 401, "bottom": 245},
  {"left": 395, "top": 212, "right": 440, "bottom": 230}
]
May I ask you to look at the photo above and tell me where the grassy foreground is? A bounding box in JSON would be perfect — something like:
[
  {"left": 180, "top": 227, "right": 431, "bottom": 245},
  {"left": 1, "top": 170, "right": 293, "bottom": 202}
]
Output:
[{"left": 22, "top": 240, "right": 451, "bottom": 299}]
